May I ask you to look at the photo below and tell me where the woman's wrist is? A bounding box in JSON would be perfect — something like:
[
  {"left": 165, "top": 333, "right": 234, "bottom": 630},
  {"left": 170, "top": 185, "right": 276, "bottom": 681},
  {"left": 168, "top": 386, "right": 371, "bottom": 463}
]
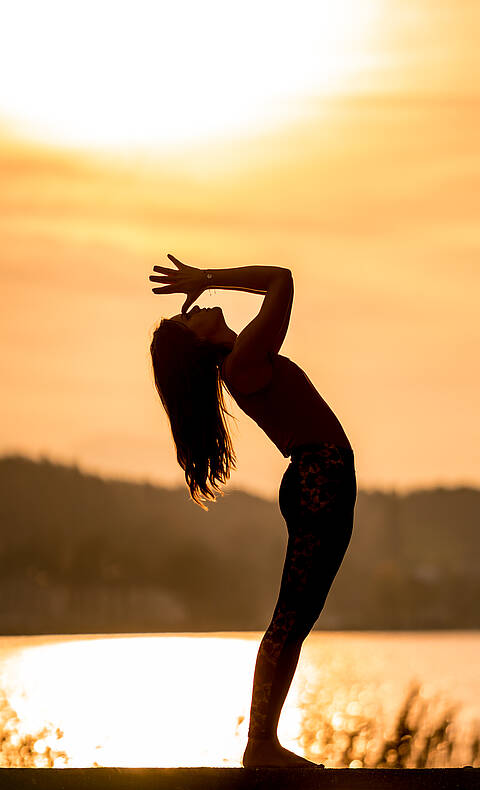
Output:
[{"left": 201, "top": 269, "right": 215, "bottom": 294}]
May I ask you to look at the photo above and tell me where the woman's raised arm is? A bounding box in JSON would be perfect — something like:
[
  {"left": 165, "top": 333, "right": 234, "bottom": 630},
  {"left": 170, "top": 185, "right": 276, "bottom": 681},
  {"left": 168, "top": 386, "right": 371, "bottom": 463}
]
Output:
[{"left": 150, "top": 253, "right": 291, "bottom": 313}]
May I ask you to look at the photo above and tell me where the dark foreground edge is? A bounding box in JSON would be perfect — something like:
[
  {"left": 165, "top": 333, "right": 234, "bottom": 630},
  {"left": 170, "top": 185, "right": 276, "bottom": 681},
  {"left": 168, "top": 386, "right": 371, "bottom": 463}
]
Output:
[{"left": 0, "top": 768, "right": 478, "bottom": 789}]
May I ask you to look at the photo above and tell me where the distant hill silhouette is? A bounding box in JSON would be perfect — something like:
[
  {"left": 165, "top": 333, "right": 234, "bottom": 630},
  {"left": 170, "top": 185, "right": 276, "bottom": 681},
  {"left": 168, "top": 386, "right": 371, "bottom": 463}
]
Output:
[{"left": 0, "top": 454, "right": 478, "bottom": 634}]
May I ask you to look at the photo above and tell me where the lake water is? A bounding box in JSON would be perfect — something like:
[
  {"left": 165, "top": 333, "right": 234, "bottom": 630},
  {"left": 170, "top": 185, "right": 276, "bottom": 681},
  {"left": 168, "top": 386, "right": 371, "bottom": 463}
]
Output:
[{"left": 0, "top": 631, "right": 478, "bottom": 768}]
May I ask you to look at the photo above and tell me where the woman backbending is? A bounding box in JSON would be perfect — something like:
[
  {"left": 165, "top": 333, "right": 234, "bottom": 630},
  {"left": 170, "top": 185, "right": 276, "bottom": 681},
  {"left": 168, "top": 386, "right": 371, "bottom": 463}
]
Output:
[{"left": 149, "top": 255, "right": 357, "bottom": 769}]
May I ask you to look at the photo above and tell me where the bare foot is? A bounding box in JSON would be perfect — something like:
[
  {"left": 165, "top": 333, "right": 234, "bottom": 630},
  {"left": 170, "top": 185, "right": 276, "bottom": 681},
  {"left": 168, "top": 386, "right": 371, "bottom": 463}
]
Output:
[{"left": 242, "top": 737, "right": 324, "bottom": 769}]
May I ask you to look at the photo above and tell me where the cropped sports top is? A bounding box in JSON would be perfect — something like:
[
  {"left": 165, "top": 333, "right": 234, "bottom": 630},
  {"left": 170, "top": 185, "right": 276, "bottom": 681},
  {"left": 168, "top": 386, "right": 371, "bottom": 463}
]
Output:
[{"left": 221, "top": 352, "right": 351, "bottom": 458}]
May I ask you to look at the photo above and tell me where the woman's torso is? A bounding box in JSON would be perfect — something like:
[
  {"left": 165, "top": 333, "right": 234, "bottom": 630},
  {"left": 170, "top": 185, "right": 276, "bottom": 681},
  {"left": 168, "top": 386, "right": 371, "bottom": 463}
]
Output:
[{"left": 221, "top": 352, "right": 351, "bottom": 458}]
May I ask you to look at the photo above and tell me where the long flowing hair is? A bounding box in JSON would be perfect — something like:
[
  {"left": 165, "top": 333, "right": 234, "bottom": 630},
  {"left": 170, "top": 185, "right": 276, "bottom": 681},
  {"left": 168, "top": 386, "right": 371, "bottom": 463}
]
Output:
[{"left": 150, "top": 318, "right": 237, "bottom": 510}]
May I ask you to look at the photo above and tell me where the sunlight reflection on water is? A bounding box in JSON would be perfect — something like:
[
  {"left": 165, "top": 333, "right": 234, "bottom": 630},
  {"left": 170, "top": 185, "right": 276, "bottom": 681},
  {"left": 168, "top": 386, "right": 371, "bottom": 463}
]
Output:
[{"left": 0, "top": 631, "right": 478, "bottom": 767}]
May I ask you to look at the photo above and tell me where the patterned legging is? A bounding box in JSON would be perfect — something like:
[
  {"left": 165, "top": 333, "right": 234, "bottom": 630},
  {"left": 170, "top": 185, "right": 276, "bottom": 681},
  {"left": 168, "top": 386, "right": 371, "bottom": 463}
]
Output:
[{"left": 247, "top": 441, "right": 357, "bottom": 741}]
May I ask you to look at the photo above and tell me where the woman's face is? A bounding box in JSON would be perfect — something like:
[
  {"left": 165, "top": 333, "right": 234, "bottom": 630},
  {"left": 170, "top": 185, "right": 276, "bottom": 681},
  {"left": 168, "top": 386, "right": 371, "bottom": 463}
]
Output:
[{"left": 169, "top": 305, "right": 224, "bottom": 341}]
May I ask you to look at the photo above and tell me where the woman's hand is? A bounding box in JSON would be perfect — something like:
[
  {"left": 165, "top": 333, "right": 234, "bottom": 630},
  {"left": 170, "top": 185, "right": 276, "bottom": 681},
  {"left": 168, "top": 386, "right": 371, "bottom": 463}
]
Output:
[{"left": 149, "top": 253, "right": 206, "bottom": 314}]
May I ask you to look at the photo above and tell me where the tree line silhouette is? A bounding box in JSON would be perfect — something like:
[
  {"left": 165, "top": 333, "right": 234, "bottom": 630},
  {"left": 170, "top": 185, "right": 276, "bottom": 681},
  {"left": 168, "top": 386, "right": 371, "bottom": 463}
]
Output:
[{"left": 0, "top": 454, "right": 478, "bottom": 634}]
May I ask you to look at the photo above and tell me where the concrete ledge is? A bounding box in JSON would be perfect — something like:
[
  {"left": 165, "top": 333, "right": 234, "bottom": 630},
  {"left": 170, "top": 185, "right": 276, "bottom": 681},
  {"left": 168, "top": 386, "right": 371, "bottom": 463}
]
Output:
[{"left": 0, "top": 768, "right": 478, "bottom": 789}]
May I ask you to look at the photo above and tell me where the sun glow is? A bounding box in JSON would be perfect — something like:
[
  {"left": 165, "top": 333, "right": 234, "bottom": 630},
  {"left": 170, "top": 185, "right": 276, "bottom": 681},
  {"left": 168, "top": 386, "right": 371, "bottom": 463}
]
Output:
[
  {"left": 5, "top": 635, "right": 303, "bottom": 767},
  {"left": 0, "top": 0, "right": 382, "bottom": 151}
]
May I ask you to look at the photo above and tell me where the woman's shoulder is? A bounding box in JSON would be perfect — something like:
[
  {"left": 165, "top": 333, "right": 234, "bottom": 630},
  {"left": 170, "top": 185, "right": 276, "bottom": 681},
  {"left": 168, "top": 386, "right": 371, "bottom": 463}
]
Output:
[{"left": 222, "top": 351, "right": 276, "bottom": 396}]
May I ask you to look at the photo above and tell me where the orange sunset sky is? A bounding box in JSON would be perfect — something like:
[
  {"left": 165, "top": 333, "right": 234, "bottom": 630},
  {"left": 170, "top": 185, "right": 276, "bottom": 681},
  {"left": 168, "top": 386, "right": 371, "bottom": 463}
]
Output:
[{"left": 1, "top": 0, "right": 479, "bottom": 501}]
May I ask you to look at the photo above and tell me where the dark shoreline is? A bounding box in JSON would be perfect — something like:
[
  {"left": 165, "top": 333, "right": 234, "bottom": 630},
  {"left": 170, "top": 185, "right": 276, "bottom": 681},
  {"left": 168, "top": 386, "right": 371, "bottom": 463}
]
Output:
[{"left": 0, "top": 767, "right": 478, "bottom": 788}]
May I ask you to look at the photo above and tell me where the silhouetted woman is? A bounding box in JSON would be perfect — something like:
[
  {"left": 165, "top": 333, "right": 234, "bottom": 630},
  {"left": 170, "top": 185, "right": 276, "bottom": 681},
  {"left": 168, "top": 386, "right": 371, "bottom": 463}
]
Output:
[{"left": 149, "top": 254, "right": 357, "bottom": 769}]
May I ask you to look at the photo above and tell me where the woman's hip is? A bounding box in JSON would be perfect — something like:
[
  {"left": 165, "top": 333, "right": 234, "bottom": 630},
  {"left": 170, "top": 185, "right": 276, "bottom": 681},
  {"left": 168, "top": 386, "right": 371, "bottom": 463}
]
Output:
[{"left": 279, "top": 441, "right": 357, "bottom": 529}]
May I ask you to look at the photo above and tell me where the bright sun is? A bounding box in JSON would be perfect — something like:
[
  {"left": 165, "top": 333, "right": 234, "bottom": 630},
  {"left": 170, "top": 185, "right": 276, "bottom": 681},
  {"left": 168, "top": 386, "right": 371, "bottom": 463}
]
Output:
[{"left": 0, "top": 0, "right": 382, "bottom": 151}]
